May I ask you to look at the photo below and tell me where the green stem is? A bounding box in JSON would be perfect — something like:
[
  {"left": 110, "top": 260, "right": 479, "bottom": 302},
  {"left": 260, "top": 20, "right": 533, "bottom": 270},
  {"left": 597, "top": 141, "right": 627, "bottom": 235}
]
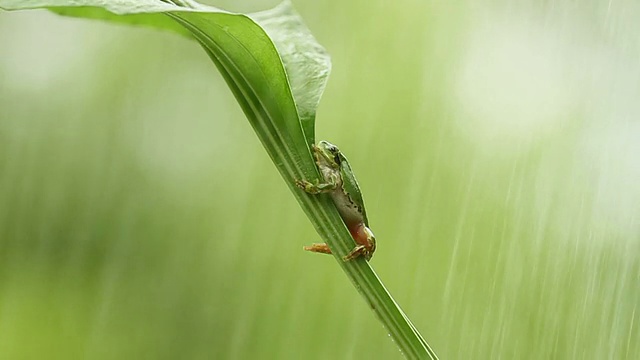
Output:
[{"left": 306, "top": 208, "right": 438, "bottom": 360}]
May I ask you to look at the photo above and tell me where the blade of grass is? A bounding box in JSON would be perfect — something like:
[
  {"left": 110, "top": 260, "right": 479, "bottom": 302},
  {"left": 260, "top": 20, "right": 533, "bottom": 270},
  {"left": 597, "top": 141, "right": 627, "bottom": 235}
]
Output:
[{"left": 0, "top": 1, "right": 439, "bottom": 358}]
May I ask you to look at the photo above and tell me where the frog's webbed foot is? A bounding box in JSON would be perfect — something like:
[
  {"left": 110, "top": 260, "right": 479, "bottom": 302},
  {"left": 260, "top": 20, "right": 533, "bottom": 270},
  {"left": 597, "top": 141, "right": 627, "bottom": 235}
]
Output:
[
  {"left": 343, "top": 245, "right": 367, "bottom": 261},
  {"left": 295, "top": 179, "right": 337, "bottom": 194},
  {"left": 303, "top": 243, "right": 332, "bottom": 255},
  {"left": 295, "top": 179, "right": 321, "bottom": 194}
]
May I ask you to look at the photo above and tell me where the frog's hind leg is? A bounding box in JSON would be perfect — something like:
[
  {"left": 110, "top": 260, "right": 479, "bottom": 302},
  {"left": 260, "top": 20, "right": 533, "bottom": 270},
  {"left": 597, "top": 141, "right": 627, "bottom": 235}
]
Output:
[
  {"left": 343, "top": 225, "right": 376, "bottom": 261},
  {"left": 303, "top": 243, "right": 332, "bottom": 255},
  {"left": 343, "top": 245, "right": 367, "bottom": 261}
]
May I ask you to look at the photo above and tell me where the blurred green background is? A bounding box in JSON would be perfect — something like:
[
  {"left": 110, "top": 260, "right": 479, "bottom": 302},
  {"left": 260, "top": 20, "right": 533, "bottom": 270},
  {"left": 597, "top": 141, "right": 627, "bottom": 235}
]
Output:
[{"left": 1, "top": 0, "right": 639, "bottom": 359}]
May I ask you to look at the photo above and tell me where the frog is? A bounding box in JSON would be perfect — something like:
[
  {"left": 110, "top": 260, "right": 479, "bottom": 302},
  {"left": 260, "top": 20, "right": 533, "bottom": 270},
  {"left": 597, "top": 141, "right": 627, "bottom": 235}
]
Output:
[{"left": 295, "top": 140, "right": 376, "bottom": 261}]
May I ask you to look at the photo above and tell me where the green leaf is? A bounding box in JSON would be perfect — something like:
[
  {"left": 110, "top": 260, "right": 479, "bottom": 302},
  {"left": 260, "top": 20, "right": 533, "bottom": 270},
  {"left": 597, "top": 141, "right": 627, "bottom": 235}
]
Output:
[
  {"left": 0, "top": 1, "right": 438, "bottom": 358},
  {"left": 250, "top": 3, "right": 331, "bottom": 145}
]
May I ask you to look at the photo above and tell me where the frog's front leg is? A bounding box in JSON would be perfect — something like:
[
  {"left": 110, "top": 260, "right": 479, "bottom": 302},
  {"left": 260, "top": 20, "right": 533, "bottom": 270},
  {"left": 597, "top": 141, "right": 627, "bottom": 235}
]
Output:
[{"left": 295, "top": 178, "right": 338, "bottom": 194}]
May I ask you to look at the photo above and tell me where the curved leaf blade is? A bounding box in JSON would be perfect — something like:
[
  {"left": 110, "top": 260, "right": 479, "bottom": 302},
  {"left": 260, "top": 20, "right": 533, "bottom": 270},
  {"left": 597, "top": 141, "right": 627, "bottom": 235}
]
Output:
[{"left": 251, "top": 2, "right": 331, "bottom": 145}]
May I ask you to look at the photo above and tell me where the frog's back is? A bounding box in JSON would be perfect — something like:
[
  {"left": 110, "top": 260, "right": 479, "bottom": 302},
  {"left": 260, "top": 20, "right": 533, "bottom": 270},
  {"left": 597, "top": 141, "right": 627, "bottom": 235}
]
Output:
[{"left": 338, "top": 153, "right": 369, "bottom": 226}]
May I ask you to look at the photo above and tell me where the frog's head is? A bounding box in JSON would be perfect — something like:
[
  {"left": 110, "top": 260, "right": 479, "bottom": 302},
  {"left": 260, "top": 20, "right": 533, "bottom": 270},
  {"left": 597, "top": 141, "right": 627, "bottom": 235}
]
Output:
[{"left": 313, "top": 140, "right": 342, "bottom": 169}]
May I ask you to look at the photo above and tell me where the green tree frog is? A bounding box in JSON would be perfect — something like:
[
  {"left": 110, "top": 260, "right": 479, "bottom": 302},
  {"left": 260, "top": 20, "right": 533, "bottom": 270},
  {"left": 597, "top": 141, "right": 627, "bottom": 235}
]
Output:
[{"left": 295, "top": 141, "right": 376, "bottom": 261}]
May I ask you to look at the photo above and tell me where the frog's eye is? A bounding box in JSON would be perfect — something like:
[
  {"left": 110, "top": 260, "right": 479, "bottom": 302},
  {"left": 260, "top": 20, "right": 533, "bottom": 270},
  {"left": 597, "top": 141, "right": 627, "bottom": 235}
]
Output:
[
  {"left": 329, "top": 146, "right": 338, "bottom": 153},
  {"left": 334, "top": 154, "right": 341, "bottom": 165}
]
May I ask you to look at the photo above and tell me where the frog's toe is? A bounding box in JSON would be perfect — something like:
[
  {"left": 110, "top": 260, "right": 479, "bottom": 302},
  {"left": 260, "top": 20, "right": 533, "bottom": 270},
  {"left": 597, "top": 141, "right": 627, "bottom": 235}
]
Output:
[{"left": 342, "top": 245, "right": 367, "bottom": 261}]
